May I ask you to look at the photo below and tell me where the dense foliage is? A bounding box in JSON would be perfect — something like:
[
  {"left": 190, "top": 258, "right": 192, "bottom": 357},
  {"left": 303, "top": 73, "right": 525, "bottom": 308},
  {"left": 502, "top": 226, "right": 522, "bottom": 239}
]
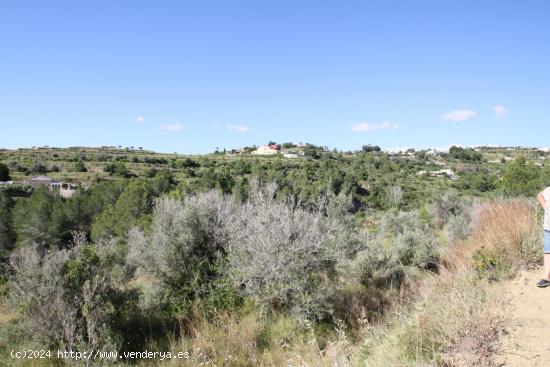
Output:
[{"left": 0, "top": 145, "right": 549, "bottom": 364}]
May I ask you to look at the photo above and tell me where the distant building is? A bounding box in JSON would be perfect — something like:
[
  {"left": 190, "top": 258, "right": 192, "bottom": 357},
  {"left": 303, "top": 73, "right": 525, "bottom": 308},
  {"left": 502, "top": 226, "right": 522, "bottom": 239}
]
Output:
[
  {"left": 430, "top": 169, "right": 458, "bottom": 180},
  {"left": 24, "top": 175, "right": 55, "bottom": 188},
  {"left": 24, "top": 175, "right": 78, "bottom": 198},
  {"left": 252, "top": 145, "right": 279, "bottom": 155},
  {"left": 282, "top": 150, "right": 304, "bottom": 158},
  {"left": 426, "top": 149, "right": 443, "bottom": 157},
  {"left": 226, "top": 147, "right": 246, "bottom": 156}
]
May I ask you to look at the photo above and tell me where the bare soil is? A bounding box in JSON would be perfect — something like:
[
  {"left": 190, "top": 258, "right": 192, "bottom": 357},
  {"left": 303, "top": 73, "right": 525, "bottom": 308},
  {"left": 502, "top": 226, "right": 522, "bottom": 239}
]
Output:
[{"left": 495, "top": 268, "right": 550, "bottom": 366}]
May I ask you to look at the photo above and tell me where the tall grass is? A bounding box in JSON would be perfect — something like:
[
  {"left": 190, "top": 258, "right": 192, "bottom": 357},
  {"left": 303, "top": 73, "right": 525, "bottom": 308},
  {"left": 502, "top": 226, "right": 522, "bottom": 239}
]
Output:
[
  {"left": 362, "top": 198, "right": 541, "bottom": 366},
  {"left": 441, "top": 199, "right": 540, "bottom": 277}
]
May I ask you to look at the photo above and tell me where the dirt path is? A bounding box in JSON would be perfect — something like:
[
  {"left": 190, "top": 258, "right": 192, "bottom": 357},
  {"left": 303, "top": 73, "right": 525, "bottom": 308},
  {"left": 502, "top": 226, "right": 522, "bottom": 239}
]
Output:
[{"left": 495, "top": 268, "right": 550, "bottom": 366}]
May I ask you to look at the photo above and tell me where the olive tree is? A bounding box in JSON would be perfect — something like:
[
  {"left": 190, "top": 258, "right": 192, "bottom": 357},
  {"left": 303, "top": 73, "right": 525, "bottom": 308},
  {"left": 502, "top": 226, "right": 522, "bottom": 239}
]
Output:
[
  {"left": 127, "top": 191, "right": 236, "bottom": 313},
  {"left": 225, "top": 182, "right": 358, "bottom": 319},
  {"left": 9, "top": 233, "right": 134, "bottom": 352}
]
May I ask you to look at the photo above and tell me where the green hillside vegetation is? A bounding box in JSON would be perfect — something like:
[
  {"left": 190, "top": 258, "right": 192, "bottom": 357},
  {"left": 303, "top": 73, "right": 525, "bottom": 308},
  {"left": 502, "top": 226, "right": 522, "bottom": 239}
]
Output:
[{"left": 0, "top": 144, "right": 549, "bottom": 366}]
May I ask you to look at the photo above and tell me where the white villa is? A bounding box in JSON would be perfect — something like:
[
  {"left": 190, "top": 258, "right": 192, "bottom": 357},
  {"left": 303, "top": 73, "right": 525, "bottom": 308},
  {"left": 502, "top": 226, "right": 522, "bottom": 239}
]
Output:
[{"left": 251, "top": 145, "right": 279, "bottom": 155}]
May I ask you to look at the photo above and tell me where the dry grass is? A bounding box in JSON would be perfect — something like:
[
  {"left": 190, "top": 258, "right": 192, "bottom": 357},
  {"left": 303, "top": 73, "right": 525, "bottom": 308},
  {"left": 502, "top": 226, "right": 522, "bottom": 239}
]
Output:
[
  {"left": 144, "top": 307, "right": 354, "bottom": 367},
  {"left": 441, "top": 198, "right": 540, "bottom": 274},
  {"left": 361, "top": 198, "right": 540, "bottom": 366}
]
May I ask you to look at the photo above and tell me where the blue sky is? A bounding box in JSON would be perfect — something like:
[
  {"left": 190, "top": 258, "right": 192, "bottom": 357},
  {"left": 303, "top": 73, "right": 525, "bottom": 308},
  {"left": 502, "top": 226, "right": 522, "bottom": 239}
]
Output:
[{"left": 1, "top": 0, "right": 549, "bottom": 154}]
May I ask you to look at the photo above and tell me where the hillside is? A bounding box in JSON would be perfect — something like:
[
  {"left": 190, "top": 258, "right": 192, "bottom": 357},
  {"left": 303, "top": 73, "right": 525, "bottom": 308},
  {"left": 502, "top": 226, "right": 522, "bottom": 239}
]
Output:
[{"left": 0, "top": 144, "right": 549, "bottom": 366}]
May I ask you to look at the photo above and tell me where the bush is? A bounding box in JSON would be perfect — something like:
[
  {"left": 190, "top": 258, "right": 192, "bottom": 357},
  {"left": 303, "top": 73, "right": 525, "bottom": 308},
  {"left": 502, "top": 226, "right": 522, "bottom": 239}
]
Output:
[
  {"left": 352, "top": 248, "right": 406, "bottom": 289},
  {"left": 444, "top": 212, "right": 473, "bottom": 241},
  {"left": 225, "top": 182, "right": 358, "bottom": 319},
  {"left": 394, "top": 229, "right": 438, "bottom": 270},
  {"left": 354, "top": 210, "right": 440, "bottom": 291},
  {"left": 127, "top": 191, "right": 237, "bottom": 314},
  {"left": 73, "top": 160, "right": 87, "bottom": 172},
  {"left": 31, "top": 162, "right": 48, "bottom": 174},
  {"left": 104, "top": 162, "right": 129, "bottom": 177},
  {"left": 8, "top": 233, "right": 136, "bottom": 352},
  {"left": 379, "top": 210, "right": 428, "bottom": 237},
  {"left": 430, "top": 190, "right": 466, "bottom": 227},
  {"left": 127, "top": 181, "right": 359, "bottom": 320}
]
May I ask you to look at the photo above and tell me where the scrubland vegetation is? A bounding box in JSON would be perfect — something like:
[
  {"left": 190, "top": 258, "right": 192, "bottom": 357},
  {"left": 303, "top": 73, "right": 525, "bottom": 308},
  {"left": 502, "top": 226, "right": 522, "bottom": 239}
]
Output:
[{"left": 0, "top": 145, "right": 548, "bottom": 366}]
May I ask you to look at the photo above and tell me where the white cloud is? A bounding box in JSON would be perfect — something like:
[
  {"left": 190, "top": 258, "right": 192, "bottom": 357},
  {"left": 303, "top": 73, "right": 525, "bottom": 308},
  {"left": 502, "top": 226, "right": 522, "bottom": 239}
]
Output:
[
  {"left": 226, "top": 124, "right": 250, "bottom": 133},
  {"left": 135, "top": 115, "right": 145, "bottom": 123},
  {"left": 493, "top": 105, "right": 508, "bottom": 118},
  {"left": 160, "top": 122, "right": 183, "bottom": 131},
  {"left": 441, "top": 110, "right": 477, "bottom": 122},
  {"left": 351, "top": 121, "right": 398, "bottom": 132}
]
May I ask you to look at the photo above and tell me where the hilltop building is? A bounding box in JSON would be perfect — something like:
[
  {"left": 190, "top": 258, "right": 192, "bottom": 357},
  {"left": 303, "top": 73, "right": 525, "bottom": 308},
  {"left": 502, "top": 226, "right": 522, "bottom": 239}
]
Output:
[{"left": 252, "top": 145, "right": 279, "bottom": 155}]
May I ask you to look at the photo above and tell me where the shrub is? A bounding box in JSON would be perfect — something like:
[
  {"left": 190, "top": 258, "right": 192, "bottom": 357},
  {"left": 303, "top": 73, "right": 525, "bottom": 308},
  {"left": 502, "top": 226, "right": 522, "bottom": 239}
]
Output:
[
  {"left": 8, "top": 233, "right": 136, "bottom": 352},
  {"left": 127, "top": 191, "right": 237, "bottom": 314},
  {"left": 73, "top": 160, "right": 87, "bottom": 172},
  {"left": 352, "top": 248, "right": 406, "bottom": 290},
  {"left": 31, "top": 162, "right": 48, "bottom": 174},
  {"left": 104, "top": 162, "right": 129, "bottom": 177},
  {"left": 394, "top": 229, "right": 438, "bottom": 270},
  {"left": 444, "top": 212, "right": 474, "bottom": 242},
  {"left": 430, "top": 189, "right": 465, "bottom": 227},
  {"left": 225, "top": 182, "right": 358, "bottom": 319},
  {"left": 379, "top": 210, "right": 428, "bottom": 237}
]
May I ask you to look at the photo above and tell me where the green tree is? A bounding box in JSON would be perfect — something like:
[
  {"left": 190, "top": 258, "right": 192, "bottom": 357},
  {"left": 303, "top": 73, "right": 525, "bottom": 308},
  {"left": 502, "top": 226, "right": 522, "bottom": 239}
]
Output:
[
  {"left": 151, "top": 169, "right": 175, "bottom": 195},
  {"left": 91, "top": 180, "right": 154, "bottom": 241},
  {"left": 73, "top": 160, "right": 87, "bottom": 172},
  {"left": 448, "top": 146, "right": 482, "bottom": 161},
  {"left": 32, "top": 162, "right": 48, "bottom": 174},
  {"left": 361, "top": 144, "right": 381, "bottom": 153},
  {"left": 0, "top": 190, "right": 14, "bottom": 254},
  {"left": 104, "top": 162, "right": 129, "bottom": 177},
  {"left": 12, "top": 188, "right": 55, "bottom": 249},
  {"left": 540, "top": 164, "right": 550, "bottom": 187},
  {"left": 0, "top": 163, "right": 10, "bottom": 181},
  {"left": 500, "top": 156, "right": 540, "bottom": 196}
]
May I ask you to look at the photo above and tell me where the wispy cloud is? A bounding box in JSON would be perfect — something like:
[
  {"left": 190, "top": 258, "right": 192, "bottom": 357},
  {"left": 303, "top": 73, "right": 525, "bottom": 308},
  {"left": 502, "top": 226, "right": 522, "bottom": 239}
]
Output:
[
  {"left": 160, "top": 122, "right": 183, "bottom": 131},
  {"left": 351, "top": 121, "right": 398, "bottom": 132},
  {"left": 441, "top": 110, "right": 477, "bottom": 122},
  {"left": 135, "top": 115, "right": 145, "bottom": 123},
  {"left": 226, "top": 124, "right": 250, "bottom": 133},
  {"left": 493, "top": 105, "right": 508, "bottom": 118}
]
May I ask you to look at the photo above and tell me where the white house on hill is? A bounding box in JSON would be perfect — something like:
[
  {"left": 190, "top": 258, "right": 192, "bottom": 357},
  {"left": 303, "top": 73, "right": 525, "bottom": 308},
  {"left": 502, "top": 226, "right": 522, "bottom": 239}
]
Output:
[{"left": 252, "top": 145, "right": 279, "bottom": 155}]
